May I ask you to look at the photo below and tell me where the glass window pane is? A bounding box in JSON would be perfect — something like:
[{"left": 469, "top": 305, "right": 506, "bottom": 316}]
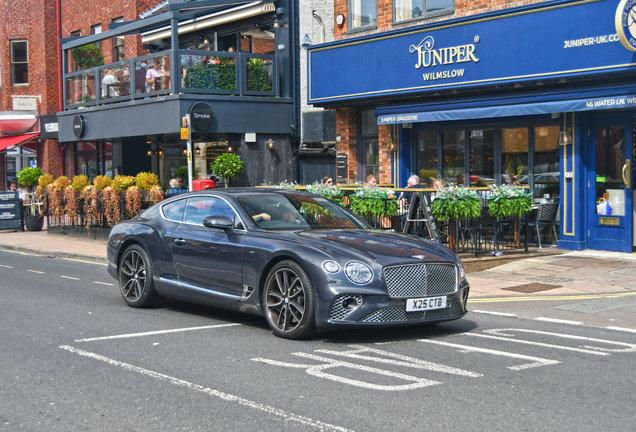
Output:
[
  {"left": 12, "top": 41, "right": 27, "bottom": 62},
  {"left": 427, "top": 0, "right": 454, "bottom": 13},
  {"left": 595, "top": 126, "right": 625, "bottom": 216},
  {"left": 468, "top": 129, "right": 494, "bottom": 186},
  {"left": 363, "top": 140, "right": 379, "bottom": 180},
  {"left": 533, "top": 126, "right": 560, "bottom": 200},
  {"left": 350, "top": 0, "right": 377, "bottom": 28},
  {"left": 502, "top": 127, "right": 529, "bottom": 185},
  {"left": 12, "top": 63, "right": 28, "bottom": 85},
  {"left": 361, "top": 110, "right": 378, "bottom": 135},
  {"left": 442, "top": 131, "right": 465, "bottom": 185},
  {"left": 395, "top": 0, "right": 425, "bottom": 21},
  {"left": 416, "top": 131, "right": 438, "bottom": 182}
]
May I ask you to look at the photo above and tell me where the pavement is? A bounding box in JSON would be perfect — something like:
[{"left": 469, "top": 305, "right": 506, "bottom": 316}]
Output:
[{"left": 1, "top": 228, "right": 635, "bottom": 300}]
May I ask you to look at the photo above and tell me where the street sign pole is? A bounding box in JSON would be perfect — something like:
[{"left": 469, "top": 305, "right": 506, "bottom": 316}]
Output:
[{"left": 184, "top": 114, "right": 193, "bottom": 191}]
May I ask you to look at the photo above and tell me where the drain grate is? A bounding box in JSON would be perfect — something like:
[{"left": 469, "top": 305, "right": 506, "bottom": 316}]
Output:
[{"left": 502, "top": 283, "right": 561, "bottom": 293}]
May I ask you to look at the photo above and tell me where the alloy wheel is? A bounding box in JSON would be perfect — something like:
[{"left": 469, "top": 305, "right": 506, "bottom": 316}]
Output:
[
  {"left": 120, "top": 249, "right": 147, "bottom": 303},
  {"left": 265, "top": 267, "right": 306, "bottom": 333}
]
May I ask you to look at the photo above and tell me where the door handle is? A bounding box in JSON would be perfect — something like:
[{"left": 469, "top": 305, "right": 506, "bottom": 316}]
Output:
[
  {"left": 173, "top": 238, "right": 186, "bottom": 245},
  {"left": 622, "top": 160, "right": 630, "bottom": 189}
]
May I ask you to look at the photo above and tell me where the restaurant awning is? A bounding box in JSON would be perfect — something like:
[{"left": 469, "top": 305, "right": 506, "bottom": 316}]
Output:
[
  {"left": 0, "top": 132, "right": 40, "bottom": 153},
  {"left": 374, "top": 84, "right": 636, "bottom": 125}
]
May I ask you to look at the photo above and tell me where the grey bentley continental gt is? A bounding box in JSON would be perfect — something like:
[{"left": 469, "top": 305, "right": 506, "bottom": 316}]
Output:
[{"left": 107, "top": 188, "right": 469, "bottom": 339}]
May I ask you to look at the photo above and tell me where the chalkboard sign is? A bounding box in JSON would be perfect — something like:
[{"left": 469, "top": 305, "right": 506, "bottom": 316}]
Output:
[
  {"left": 0, "top": 192, "right": 24, "bottom": 231},
  {"left": 336, "top": 153, "right": 348, "bottom": 183},
  {"left": 402, "top": 192, "right": 441, "bottom": 242}
]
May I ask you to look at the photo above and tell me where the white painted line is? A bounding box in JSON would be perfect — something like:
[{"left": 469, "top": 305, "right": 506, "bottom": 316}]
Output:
[
  {"left": 63, "top": 258, "right": 108, "bottom": 266},
  {"left": 94, "top": 281, "right": 114, "bottom": 286},
  {"left": 61, "top": 275, "right": 80, "bottom": 280},
  {"left": 0, "top": 264, "right": 14, "bottom": 268},
  {"left": 535, "top": 317, "right": 583, "bottom": 325},
  {"left": 419, "top": 339, "right": 559, "bottom": 370},
  {"left": 606, "top": 326, "right": 636, "bottom": 334},
  {"left": 316, "top": 345, "right": 482, "bottom": 377},
  {"left": 471, "top": 310, "right": 517, "bottom": 317},
  {"left": 467, "top": 332, "right": 608, "bottom": 355},
  {"left": 60, "top": 345, "right": 352, "bottom": 432},
  {"left": 75, "top": 323, "right": 241, "bottom": 342},
  {"left": 27, "top": 269, "right": 45, "bottom": 274}
]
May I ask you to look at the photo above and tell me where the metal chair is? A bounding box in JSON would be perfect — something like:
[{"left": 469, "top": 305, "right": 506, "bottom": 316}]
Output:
[{"left": 527, "top": 203, "right": 559, "bottom": 249}]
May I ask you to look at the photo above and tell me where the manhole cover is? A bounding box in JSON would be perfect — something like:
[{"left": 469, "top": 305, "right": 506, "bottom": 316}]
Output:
[{"left": 502, "top": 283, "right": 561, "bottom": 293}]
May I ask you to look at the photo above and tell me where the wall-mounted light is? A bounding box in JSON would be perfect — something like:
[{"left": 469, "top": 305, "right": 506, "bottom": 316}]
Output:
[
  {"left": 389, "top": 142, "right": 396, "bottom": 152},
  {"left": 560, "top": 128, "right": 573, "bottom": 145},
  {"left": 146, "top": 135, "right": 152, "bottom": 144},
  {"left": 266, "top": 139, "right": 274, "bottom": 149},
  {"left": 273, "top": 19, "right": 281, "bottom": 28},
  {"left": 158, "top": 150, "right": 163, "bottom": 156},
  {"left": 336, "top": 14, "right": 345, "bottom": 28},
  {"left": 195, "top": 146, "right": 200, "bottom": 155},
  {"left": 182, "top": 148, "right": 187, "bottom": 155},
  {"left": 147, "top": 150, "right": 153, "bottom": 156},
  {"left": 227, "top": 146, "right": 233, "bottom": 153}
]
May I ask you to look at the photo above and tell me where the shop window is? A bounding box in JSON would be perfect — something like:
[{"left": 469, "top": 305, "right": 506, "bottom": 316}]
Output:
[
  {"left": 10, "top": 40, "right": 28, "bottom": 86},
  {"left": 75, "top": 142, "right": 112, "bottom": 180},
  {"left": 112, "top": 17, "right": 124, "bottom": 63},
  {"left": 468, "top": 130, "right": 494, "bottom": 186},
  {"left": 442, "top": 131, "right": 465, "bottom": 185},
  {"left": 361, "top": 109, "right": 378, "bottom": 135},
  {"left": 502, "top": 128, "right": 529, "bottom": 186},
  {"left": 348, "top": 0, "right": 377, "bottom": 31},
  {"left": 416, "top": 131, "right": 438, "bottom": 181},
  {"left": 394, "top": 0, "right": 454, "bottom": 22},
  {"left": 595, "top": 126, "right": 625, "bottom": 216},
  {"left": 533, "top": 126, "right": 560, "bottom": 200},
  {"left": 91, "top": 24, "right": 102, "bottom": 49},
  {"left": 363, "top": 140, "right": 379, "bottom": 180}
]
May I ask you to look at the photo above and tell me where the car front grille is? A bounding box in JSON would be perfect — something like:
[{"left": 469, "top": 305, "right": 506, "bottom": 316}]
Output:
[
  {"left": 329, "top": 295, "right": 363, "bottom": 321},
  {"left": 383, "top": 263, "right": 457, "bottom": 298},
  {"left": 359, "top": 301, "right": 464, "bottom": 323}
]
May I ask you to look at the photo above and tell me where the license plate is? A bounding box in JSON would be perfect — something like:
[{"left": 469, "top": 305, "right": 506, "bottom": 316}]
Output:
[{"left": 406, "top": 296, "right": 447, "bottom": 312}]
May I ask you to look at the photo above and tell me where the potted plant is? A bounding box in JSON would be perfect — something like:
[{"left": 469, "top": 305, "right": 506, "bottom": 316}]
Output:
[
  {"left": 17, "top": 168, "right": 45, "bottom": 231},
  {"left": 306, "top": 181, "right": 347, "bottom": 207},
  {"left": 211, "top": 153, "right": 244, "bottom": 187},
  {"left": 487, "top": 184, "right": 533, "bottom": 217},
  {"left": 431, "top": 185, "right": 481, "bottom": 221},
  {"left": 349, "top": 185, "right": 397, "bottom": 218}
]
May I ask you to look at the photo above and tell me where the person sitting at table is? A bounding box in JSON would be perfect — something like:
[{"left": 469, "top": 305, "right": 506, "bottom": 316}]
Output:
[
  {"left": 399, "top": 175, "right": 420, "bottom": 209},
  {"left": 366, "top": 174, "right": 377, "bottom": 187},
  {"left": 101, "top": 68, "right": 118, "bottom": 98},
  {"left": 146, "top": 62, "right": 163, "bottom": 92},
  {"left": 166, "top": 178, "right": 187, "bottom": 195},
  {"left": 135, "top": 63, "right": 147, "bottom": 94}
]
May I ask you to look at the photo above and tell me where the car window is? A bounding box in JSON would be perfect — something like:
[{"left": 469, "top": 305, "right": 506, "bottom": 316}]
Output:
[
  {"left": 184, "top": 196, "right": 238, "bottom": 226},
  {"left": 162, "top": 199, "right": 186, "bottom": 222}
]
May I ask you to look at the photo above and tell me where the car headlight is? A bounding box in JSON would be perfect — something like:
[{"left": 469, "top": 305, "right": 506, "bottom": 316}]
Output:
[
  {"left": 455, "top": 256, "right": 466, "bottom": 279},
  {"left": 344, "top": 261, "right": 373, "bottom": 285},
  {"left": 322, "top": 260, "right": 341, "bottom": 274}
]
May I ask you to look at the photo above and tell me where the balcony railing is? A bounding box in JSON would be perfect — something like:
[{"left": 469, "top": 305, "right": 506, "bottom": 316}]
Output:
[{"left": 64, "top": 49, "right": 278, "bottom": 110}]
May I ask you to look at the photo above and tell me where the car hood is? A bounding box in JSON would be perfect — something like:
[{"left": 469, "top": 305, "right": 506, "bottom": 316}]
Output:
[{"left": 296, "top": 229, "right": 455, "bottom": 266}]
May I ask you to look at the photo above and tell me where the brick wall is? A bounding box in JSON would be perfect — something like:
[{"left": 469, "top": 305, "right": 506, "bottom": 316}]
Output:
[
  {"left": 336, "top": 107, "right": 357, "bottom": 183},
  {"left": 378, "top": 124, "right": 392, "bottom": 184}
]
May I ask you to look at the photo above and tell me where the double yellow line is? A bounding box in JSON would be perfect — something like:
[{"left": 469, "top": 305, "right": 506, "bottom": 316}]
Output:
[{"left": 469, "top": 291, "right": 636, "bottom": 303}]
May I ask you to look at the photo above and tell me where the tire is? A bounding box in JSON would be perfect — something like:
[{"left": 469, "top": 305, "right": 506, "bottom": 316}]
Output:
[
  {"left": 262, "top": 260, "right": 316, "bottom": 339},
  {"left": 119, "top": 244, "right": 163, "bottom": 308}
]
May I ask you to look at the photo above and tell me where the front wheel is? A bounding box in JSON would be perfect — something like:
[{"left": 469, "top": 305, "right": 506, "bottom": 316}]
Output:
[
  {"left": 262, "top": 261, "right": 316, "bottom": 339},
  {"left": 119, "top": 244, "right": 163, "bottom": 308}
]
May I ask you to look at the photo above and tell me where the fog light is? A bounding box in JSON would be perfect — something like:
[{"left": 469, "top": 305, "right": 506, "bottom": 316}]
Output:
[{"left": 341, "top": 297, "right": 361, "bottom": 310}]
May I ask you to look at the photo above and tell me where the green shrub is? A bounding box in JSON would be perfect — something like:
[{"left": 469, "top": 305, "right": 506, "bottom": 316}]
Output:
[
  {"left": 111, "top": 175, "right": 135, "bottom": 193},
  {"left": 175, "top": 166, "right": 199, "bottom": 181},
  {"left": 93, "top": 175, "right": 111, "bottom": 190},
  {"left": 71, "top": 175, "right": 90, "bottom": 191},
  {"left": 38, "top": 174, "right": 54, "bottom": 189},
  {"left": 72, "top": 44, "right": 104, "bottom": 70},
  {"left": 17, "top": 167, "right": 43, "bottom": 187},
  {"left": 211, "top": 153, "right": 244, "bottom": 183},
  {"left": 431, "top": 186, "right": 481, "bottom": 221},
  {"left": 135, "top": 172, "right": 159, "bottom": 191},
  {"left": 247, "top": 58, "right": 272, "bottom": 92},
  {"left": 184, "top": 63, "right": 236, "bottom": 91}
]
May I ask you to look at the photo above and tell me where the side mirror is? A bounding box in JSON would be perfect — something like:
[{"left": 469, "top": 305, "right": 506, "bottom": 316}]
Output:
[{"left": 202, "top": 214, "right": 234, "bottom": 230}]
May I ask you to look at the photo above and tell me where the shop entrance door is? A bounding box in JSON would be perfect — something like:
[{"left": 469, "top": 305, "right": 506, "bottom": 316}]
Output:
[{"left": 587, "top": 116, "right": 633, "bottom": 252}]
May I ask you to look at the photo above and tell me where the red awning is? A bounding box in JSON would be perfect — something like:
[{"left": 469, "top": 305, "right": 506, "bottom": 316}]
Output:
[{"left": 0, "top": 132, "right": 39, "bottom": 153}]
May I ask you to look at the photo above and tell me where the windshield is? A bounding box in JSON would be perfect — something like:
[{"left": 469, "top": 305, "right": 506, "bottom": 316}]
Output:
[{"left": 238, "top": 193, "right": 366, "bottom": 230}]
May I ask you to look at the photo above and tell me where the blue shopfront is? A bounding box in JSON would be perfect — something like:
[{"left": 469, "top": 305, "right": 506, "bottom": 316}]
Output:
[{"left": 307, "top": 0, "right": 636, "bottom": 253}]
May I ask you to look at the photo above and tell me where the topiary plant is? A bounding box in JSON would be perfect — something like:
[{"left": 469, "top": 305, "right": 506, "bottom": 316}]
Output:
[
  {"left": 71, "top": 175, "right": 90, "bottom": 192},
  {"left": 134, "top": 172, "right": 160, "bottom": 191},
  {"left": 38, "top": 173, "right": 54, "bottom": 189},
  {"left": 17, "top": 167, "right": 44, "bottom": 187},
  {"left": 211, "top": 153, "right": 244, "bottom": 186},
  {"left": 93, "top": 175, "right": 111, "bottom": 190}
]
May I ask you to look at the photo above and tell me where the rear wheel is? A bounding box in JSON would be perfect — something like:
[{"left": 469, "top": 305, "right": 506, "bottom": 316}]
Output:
[
  {"left": 119, "top": 244, "right": 163, "bottom": 308},
  {"left": 263, "top": 260, "right": 316, "bottom": 339}
]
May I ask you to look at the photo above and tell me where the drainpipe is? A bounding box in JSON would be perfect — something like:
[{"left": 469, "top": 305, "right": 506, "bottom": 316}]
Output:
[{"left": 57, "top": 0, "right": 65, "bottom": 176}]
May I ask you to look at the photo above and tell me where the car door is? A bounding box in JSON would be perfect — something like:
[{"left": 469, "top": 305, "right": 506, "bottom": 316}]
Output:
[{"left": 170, "top": 195, "right": 246, "bottom": 298}]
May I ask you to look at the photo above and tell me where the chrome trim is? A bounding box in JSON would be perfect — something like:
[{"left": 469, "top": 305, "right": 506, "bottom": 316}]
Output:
[
  {"left": 344, "top": 260, "right": 374, "bottom": 285},
  {"left": 241, "top": 284, "right": 255, "bottom": 300},
  {"left": 159, "top": 193, "right": 247, "bottom": 232},
  {"left": 322, "top": 260, "right": 341, "bottom": 274},
  {"left": 159, "top": 277, "right": 242, "bottom": 300}
]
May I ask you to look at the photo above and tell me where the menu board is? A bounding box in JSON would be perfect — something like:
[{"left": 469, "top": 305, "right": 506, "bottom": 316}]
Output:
[
  {"left": 0, "top": 192, "right": 23, "bottom": 231},
  {"left": 402, "top": 192, "right": 441, "bottom": 242}
]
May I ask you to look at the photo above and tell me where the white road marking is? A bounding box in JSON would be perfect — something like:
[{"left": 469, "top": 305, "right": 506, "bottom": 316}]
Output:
[
  {"left": 606, "top": 326, "right": 636, "bottom": 333},
  {"left": 94, "top": 281, "right": 114, "bottom": 286},
  {"left": 61, "top": 275, "right": 80, "bottom": 280},
  {"left": 419, "top": 339, "right": 559, "bottom": 370},
  {"left": 63, "top": 258, "right": 108, "bottom": 266},
  {"left": 479, "top": 328, "right": 636, "bottom": 353},
  {"left": 315, "top": 345, "right": 481, "bottom": 377},
  {"left": 27, "top": 269, "right": 45, "bottom": 274},
  {"left": 253, "top": 352, "right": 441, "bottom": 391},
  {"left": 60, "top": 345, "right": 352, "bottom": 432},
  {"left": 0, "top": 264, "right": 14, "bottom": 268},
  {"left": 535, "top": 317, "right": 583, "bottom": 325},
  {"left": 471, "top": 310, "right": 517, "bottom": 317},
  {"left": 75, "top": 323, "right": 241, "bottom": 342}
]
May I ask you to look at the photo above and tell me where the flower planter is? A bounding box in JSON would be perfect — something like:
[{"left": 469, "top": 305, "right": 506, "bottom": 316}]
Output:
[{"left": 24, "top": 214, "right": 44, "bottom": 231}]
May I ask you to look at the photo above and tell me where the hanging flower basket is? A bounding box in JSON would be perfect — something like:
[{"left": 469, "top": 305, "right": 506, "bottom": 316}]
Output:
[
  {"left": 487, "top": 184, "right": 533, "bottom": 217},
  {"left": 306, "top": 181, "right": 347, "bottom": 207},
  {"left": 431, "top": 185, "right": 481, "bottom": 221},
  {"left": 349, "top": 185, "right": 398, "bottom": 218}
]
